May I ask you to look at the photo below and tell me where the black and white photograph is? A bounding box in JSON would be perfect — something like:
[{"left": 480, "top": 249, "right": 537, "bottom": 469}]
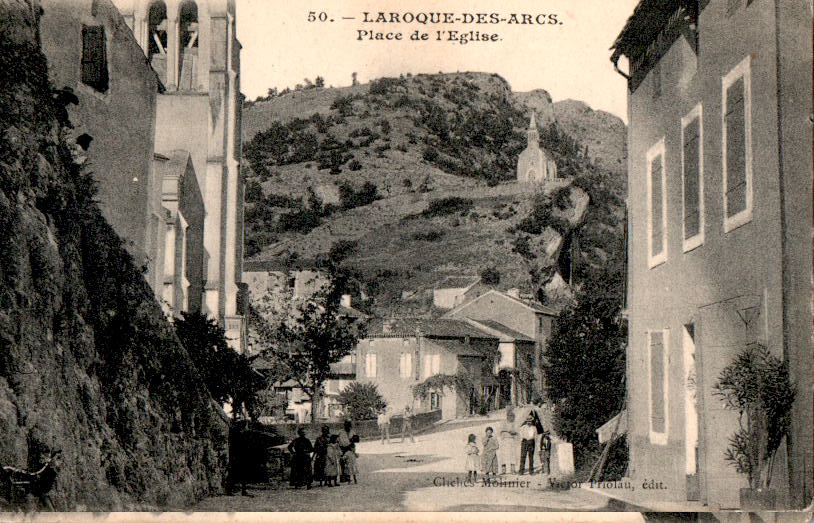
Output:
[{"left": 0, "top": 0, "right": 811, "bottom": 519}]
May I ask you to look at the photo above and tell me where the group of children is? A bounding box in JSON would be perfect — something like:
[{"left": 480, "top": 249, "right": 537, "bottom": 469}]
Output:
[
  {"left": 464, "top": 427, "right": 500, "bottom": 482},
  {"left": 320, "top": 433, "right": 357, "bottom": 487}
]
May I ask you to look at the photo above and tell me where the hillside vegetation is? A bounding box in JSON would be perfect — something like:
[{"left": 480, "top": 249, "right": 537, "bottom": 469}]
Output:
[{"left": 242, "top": 72, "right": 626, "bottom": 316}]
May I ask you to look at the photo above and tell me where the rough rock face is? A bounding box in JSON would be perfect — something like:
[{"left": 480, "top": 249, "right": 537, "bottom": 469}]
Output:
[
  {"left": 554, "top": 99, "right": 627, "bottom": 177},
  {"left": 513, "top": 89, "right": 556, "bottom": 125},
  {"left": 0, "top": 2, "right": 227, "bottom": 510}
]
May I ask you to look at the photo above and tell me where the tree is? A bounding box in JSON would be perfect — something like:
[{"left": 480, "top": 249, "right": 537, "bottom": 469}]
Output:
[
  {"left": 542, "top": 274, "right": 626, "bottom": 470},
  {"left": 174, "top": 312, "right": 266, "bottom": 419},
  {"left": 338, "top": 382, "right": 386, "bottom": 421},
  {"left": 480, "top": 267, "right": 501, "bottom": 286},
  {"left": 257, "top": 276, "right": 364, "bottom": 427}
]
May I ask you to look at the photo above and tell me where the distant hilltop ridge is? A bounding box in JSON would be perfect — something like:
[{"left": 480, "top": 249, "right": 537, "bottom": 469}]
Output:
[{"left": 241, "top": 72, "right": 626, "bottom": 316}]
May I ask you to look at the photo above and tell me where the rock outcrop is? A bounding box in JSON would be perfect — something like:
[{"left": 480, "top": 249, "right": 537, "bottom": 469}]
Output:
[{"left": 0, "top": 2, "right": 227, "bottom": 510}]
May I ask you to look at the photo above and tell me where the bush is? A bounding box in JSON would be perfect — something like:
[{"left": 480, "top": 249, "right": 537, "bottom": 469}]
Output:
[
  {"left": 339, "top": 182, "right": 378, "bottom": 210},
  {"left": 422, "top": 197, "right": 473, "bottom": 218},
  {"left": 348, "top": 159, "right": 363, "bottom": 171},
  {"left": 338, "top": 383, "right": 386, "bottom": 421},
  {"left": 422, "top": 146, "right": 439, "bottom": 162},
  {"left": 330, "top": 95, "right": 355, "bottom": 116},
  {"left": 480, "top": 267, "right": 500, "bottom": 285},
  {"left": 412, "top": 229, "right": 445, "bottom": 242}
]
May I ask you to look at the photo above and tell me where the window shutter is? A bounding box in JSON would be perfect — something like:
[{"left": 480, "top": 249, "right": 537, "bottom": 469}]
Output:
[
  {"left": 726, "top": 78, "right": 747, "bottom": 216},
  {"left": 81, "top": 25, "right": 109, "bottom": 92},
  {"left": 650, "top": 332, "right": 666, "bottom": 433},
  {"left": 683, "top": 117, "right": 701, "bottom": 239},
  {"left": 650, "top": 155, "right": 664, "bottom": 255}
]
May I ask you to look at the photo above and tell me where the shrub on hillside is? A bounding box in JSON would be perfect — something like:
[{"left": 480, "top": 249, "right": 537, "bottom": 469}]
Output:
[
  {"left": 348, "top": 159, "right": 362, "bottom": 171},
  {"left": 339, "top": 182, "right": 378, "bottom": 210},
  {"left": 422, "top": 197, "right": 474, "bottom": 218},
  {"left": 480, "top": 267, "right": 501, "bottom": 285}
]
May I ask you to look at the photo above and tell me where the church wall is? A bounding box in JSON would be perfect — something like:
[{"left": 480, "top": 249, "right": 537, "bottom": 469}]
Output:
[{"left": 40, "top": 0, "right": 160, "bottom": 273}]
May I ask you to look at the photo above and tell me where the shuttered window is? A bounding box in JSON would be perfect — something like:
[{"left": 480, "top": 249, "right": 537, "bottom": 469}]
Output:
[
  {"left": 723, "top": 57, "right": 752, "bottom": 231},
  {"left": 365, "top": 353, "right": 377, "bottom": 378},
  {"left": 647, "top": 139, "right": 667, "bottom": 267},
  {"left": 649, "top": 331, "right": 668, "bottom": 443},
  {"left": 682, "top": 106, "right": 703, "bottom": 249},
  {"left": 81, "top": 25, "right": 109, "bottom": 93},
  {"left": 725, "top": 79, "right": 746, "bottom": 216},
  {"left": 400, "top": 352, "right": 412, "bottom": 378}
]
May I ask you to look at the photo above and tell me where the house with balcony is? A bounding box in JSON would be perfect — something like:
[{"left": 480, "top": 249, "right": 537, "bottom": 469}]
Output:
[{"left": 612, "top": 0, "right": 811, "bottom": 509}]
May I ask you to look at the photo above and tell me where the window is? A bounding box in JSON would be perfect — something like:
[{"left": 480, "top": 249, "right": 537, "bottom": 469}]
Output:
[
  {"left": 430, "top": 392, "right": 440, "bottom": 410},
  {"left": 365, "top": 353, "right": 377, "bottom": 378},
  {"left": 147, "top": 1, "right": 168, "bottom": 57},
  {"left": 648, "top": 330, "right": 669, "bottom": 445},
  {"left": 81, "top": 25, "right": 109, "bottom": 92},
  {"left": 722, "top": 56, "right": 752, "bottom": 231},
  {"left": 399, "top": 352, "right": 412, "bottom": 378},
  {"left": 423, "top": 354, "right": 440, "bottom": 378},
  {"left": 681, "top": 104, "right": 704, "bottom": 251},
  {"left": 646, "top": 139, "right": 667, "bottom": 267}
]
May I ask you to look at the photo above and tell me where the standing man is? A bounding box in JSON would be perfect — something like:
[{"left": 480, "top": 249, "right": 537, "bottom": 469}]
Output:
[
  {"left": 378, "top": 406, "right": 391, "bottom": 444},
  {"left": 518, "top": 413, "right": 537, "bottom": 475},
  {"left": 400, "top": 405, "right": 415, "bottom": 443}
]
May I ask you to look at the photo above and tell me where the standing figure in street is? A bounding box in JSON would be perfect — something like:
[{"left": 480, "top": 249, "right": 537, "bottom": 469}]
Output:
[
  {"left": 342, "top": 439, "right": 359, "bottom": 484},
  {"left": 324, "top": 434, "right": 341, "bottom": 486},
  {"left": 287, "top": 428, "right": 314, "bottom": 489},
  {"left": 377, "top": 406, "right": 391, "bottom": 444},
  {"left": 518, "top": 413, "right": 538, "bottom": 475},
  {"left": 539, "top": 430, "right": 552, "bottom": 475},
  {"left": 312, "top": 426, "right": 330, "bottom": 487},
  {"left": 481, "top": 427, "right": 499, "bottom": 480},
  {"left": 400, "top": 405, "right": 415, "bottom": 443},
  {"left": 465, "top": 433, "right": 480, "bottom": 483},
  {"left": 338, "top": 419, "right": 359, "bottom": 483},
  {"left": 498, "top": 409, "right": 518, "bottom": 475}
]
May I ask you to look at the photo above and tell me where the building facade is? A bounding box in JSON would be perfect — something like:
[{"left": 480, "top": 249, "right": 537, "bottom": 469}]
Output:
[
  {"left": 115, "top": 0, "right": 246, "bottom": 350},
  {"left": 612, "top": 0, "right": 812, "bottom": 509},
  {"left": 39, "top": 0, "right": 164, "bottom": 287},
  {"left": 517, "top": 112, "right": 557, "bottom": 184},
  {"left": 355, "top": 318, "right": 499, "bottom": 420},
  {"left": 444, "top": 289, "right": 558, "bottom": 396}
]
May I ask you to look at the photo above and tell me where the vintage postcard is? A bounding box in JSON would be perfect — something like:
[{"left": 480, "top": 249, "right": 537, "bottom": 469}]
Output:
[{"left": 0, "top": 0, "right": 811, "bottom": 520}]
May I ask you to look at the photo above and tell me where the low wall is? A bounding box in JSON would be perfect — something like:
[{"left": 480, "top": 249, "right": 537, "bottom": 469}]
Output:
[{"left": 266, "top": 409, "right": 442, "bottom": 442}]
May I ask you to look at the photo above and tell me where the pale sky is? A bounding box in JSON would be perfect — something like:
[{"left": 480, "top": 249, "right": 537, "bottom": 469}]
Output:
[{"left": 236, "top": 1, "right": 639, "bottom": 121}]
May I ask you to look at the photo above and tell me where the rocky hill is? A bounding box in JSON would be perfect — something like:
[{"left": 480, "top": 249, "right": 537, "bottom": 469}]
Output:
[
  {"left": 242, "top": 72, "right": 626, "bottom": 316},
  {"left": 0, "top": 5, "right": 226, "bottom": 509}
]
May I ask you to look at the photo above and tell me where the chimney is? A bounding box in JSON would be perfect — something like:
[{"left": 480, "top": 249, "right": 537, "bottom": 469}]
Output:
[
  {"left": 341, "top": 294, "right": 352, "bottom": 308},
  {"left": 383, "top": 319, "right": 394, "bottom": 335},
  {"left": 507, "top": 288, "right": 521, "bottom": 299}
]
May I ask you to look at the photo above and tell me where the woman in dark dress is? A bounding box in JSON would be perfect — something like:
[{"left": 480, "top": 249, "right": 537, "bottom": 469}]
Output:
[
  {"left": 288, "top": 427, "right": 314, "bottom": 489},
  {"left": 312, "top": 426, "right": 330, "bottom": 486}
]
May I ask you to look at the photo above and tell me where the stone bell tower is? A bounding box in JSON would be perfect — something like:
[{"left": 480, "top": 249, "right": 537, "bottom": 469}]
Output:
[
  {"left": 115, "top": 0, "right": 246, "bottom": 351},
  {"left": 517, "top": 111, "right": 557, "bottom": 184}
]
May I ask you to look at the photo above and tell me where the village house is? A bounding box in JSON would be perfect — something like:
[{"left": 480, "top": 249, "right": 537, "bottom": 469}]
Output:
[
  {"left": 38, "top": 0, "right": 248, "bottom": 350},
  {"left": 432, "top": 275, "right": 481, "bottom": 310},
  {"left": 444, "top": 289, "right": 558, "bottom": 397},
  {"left": 517, "top": 112, "right": 557, "bottom": 184},
  {"left": 612, "top": 0, "right": 812, "bottom": 509},
  {"left": 355, "top": 318, "right": 499, "bottom": 420}
]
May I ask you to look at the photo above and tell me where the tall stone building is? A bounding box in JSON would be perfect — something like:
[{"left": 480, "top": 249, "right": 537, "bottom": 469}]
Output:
[
  {"left": 517, "top": 112, "right": 557, "bottom": 183},
  {"left": 38, "top": 0, "right": 246, "bottom": 351},
  {"left": 115, "top": 0, "right": 246, "bottom": 351},
  {"left": 612, "top": 0, "right": 811, "bottom": 510}
]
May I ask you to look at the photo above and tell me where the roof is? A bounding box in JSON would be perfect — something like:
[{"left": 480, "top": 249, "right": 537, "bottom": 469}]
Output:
[
  {"left": 596, "top": 410, "right": 627, "bottom": 444},
  {"left": 610, "top": 0, "right": 700, "bottom": 64},
  {"left": 329, "top": 361, "right": 356, "bottom": 376},
  {"left": 366, "top": 318, "right": 497, "bottom": 340},
  {"left": 338, "top": 304, "right": 369, "bottom": 319},
  {"left": 445, "top": 289, "right": 559, "bottom": 318},
  {"left": 243, "top": 259, "right": 289, "bottom": 272},
  {"left": 467, "top": 319, "right": 534, "bottom": 342},
  {"left": 435, "top": 275, "right": 480, "bottom": 290},
  {"left": 425, "top": 338, "right": 484, "bottom": 358}
]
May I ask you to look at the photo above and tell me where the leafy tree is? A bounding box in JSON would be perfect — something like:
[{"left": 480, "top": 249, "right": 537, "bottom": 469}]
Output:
[
  {"left": 256, "top": 277, "right": 364, "bottom": 427},
  {"left": 315, "top": 76, "right": 325, "bottom": 88},
  {"left": 338, "top": 382, "right": 386, "bottom": 421},
  {"left": 174, "top": 312, "right": 266, "bottom": 419},
  {"left": 542, "top": 274, "right": 626, "bottom": 471}
]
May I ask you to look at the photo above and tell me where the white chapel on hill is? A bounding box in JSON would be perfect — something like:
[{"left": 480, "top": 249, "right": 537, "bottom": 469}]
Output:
[{"left": 517, "top": 112, "right": 557, "bottom": 184}]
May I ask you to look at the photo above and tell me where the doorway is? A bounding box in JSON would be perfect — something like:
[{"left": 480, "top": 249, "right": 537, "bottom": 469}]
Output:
[{"left": 684, "top": 324, "right": 700, "bottom": 501}]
